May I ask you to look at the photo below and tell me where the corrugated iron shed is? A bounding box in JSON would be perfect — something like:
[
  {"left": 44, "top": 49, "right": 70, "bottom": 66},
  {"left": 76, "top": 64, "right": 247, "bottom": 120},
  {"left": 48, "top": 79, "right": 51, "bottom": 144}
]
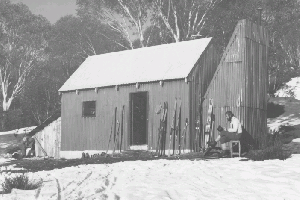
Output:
[
  {"left": 59, "top": 38, "right": 212, "bottom": 92},
  {"left": 201, "top": 19, "right": 269, "bottom": 147}
]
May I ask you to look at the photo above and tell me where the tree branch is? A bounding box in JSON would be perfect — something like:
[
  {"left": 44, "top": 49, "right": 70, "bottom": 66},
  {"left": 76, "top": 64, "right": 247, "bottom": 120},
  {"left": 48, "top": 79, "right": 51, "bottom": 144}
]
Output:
[
  {"left": 98, "top": 32, "right": 130, "bottom": 49},
  {"left": 195, "top": 0, "right": 222, "bottom": 35},
  {"left": 118, "top": 0, "right": 144, "bottom": 47},
  {"left": 171, "top": 1, "right": 180, "bottom": 41},
  {"left": 155, "top": 1, "right": 179, "bottom": 42}
]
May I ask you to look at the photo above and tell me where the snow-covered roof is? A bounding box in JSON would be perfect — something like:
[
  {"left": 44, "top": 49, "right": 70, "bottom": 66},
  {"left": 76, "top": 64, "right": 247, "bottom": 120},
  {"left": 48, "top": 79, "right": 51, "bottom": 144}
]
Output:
[{"left": 59, "top": 38, "right": 212, "bottom": 92}]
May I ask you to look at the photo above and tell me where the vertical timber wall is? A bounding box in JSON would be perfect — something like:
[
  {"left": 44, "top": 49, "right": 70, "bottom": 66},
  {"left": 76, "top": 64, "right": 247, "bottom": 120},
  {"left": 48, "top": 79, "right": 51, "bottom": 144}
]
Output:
[
  {"left": 188, "top": 43, "right": 220, "bottom": 150},
  {"left": 61, "top": 80, "right": 189, "bottom": 152},
  {"left": 202, "top": 19, "right": 269, "bottom": 147},
  {"left": 35, "top": 117, "right": 61, "bottom": 158}
]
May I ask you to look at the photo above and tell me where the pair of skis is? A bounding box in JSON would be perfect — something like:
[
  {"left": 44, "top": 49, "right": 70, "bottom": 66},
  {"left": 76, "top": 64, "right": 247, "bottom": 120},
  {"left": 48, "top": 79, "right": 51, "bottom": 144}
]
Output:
[
  {"left": 156, "top": 102, "right": 168, "bottom": 157},
  {"left": 203, "top": 99, "right": 215, "bottom": 156},
  {"left": 181, "top": 118, "right": 189, "bottom": 154},
  {"left": 194, "top": 95, "right": 205, "bottom": 152},
  {"left": 175, "top": 99, "right": 182, "bottom": 155},
  {"left": 106, "top": 105, "right": 125, "bottom": 157},
  {"left": 168, "top": 98, "right": 182, "bottom": 157}
]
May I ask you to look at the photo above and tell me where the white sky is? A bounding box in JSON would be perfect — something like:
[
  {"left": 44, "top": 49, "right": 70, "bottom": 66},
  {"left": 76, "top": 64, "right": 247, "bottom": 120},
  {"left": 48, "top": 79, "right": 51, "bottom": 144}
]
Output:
[{"left": 10, "top": 0, "right": 77, "bottom": 24}]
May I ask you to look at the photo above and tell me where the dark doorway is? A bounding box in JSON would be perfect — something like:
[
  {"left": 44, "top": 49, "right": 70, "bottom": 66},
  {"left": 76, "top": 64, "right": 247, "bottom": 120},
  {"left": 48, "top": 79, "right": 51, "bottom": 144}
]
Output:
[{"left": 130, "top": 92, "right": 148, "bottom": 145}]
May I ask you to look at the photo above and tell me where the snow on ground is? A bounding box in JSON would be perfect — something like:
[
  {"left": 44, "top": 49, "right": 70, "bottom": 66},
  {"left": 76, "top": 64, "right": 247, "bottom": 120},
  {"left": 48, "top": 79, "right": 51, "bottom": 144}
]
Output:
[
  {"left": 268, "top": 114, "right": 300, "bottom": 132},
  {"left": 1, "top": 138, "right": 300, "bottom": 200},
  {"left": 0, "top": 158, "right": 13, "bottom": 165},
  {"left": 0, "top": 126, "right": 36, "bottom": 136},
  {"left": 276, "top": 77, "right": 300, "bottom": 100}
]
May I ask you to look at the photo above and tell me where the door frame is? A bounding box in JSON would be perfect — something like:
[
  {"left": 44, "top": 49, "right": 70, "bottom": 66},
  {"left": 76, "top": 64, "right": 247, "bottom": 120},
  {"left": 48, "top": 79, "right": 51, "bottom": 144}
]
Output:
[{"left": 128, "top": 91, "right": 149, "bottom": 146}]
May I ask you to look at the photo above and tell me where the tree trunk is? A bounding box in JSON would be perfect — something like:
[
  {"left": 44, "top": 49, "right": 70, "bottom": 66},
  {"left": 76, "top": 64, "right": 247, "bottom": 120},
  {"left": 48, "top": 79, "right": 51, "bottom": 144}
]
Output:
[
  {"left": 2, "top": 97, "right": 13, "bottom": 112},
  {"left": 1, "top": 97, "right": 13, "bottom": 131},
  {"left": 1, "top": 111, "right": 7, "bottom": 131}
]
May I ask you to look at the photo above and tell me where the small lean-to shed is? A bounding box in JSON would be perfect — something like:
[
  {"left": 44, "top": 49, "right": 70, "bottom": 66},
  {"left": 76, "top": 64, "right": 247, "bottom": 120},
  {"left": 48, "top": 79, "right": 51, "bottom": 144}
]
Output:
[
  {"left": 201, "top": 19, "right": 269, "bottom": 147},
  {"left": 28, "top": 111, "right": 61, "bottom": 158},
  {"left": 58, "top": 37, "right": 219, "bottom": 158}
]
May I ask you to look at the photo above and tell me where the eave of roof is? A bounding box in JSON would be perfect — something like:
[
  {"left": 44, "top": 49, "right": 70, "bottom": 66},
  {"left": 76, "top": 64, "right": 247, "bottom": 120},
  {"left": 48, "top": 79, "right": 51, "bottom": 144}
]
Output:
[{"left": 59, "top": 38, "right": 212, "bottom": 92}]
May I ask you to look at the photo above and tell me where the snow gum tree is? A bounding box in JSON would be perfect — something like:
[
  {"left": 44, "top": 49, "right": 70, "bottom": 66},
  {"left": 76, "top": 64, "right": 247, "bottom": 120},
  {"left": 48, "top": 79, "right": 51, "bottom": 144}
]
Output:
[
  {"left": 151, "top": 0, "right": 224, "bottom": 42},
  {"left": 77, "top": 0, "right": 153, "bottom": 48},
  {"left": 0, "top": 1, "right": 50, "bottom": 128}
]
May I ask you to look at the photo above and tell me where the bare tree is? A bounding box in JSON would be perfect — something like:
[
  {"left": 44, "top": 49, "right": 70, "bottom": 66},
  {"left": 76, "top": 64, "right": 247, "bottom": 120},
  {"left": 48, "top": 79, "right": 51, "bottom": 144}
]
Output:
[
  {"left": 0, "top": 10, "right": 49, "bottom": 112},
  {"left": 77, "top": 0, "right": 152, "bottom": 48},
  {"left": 152, "top": 0, "right": 223, "bottom": 42}
]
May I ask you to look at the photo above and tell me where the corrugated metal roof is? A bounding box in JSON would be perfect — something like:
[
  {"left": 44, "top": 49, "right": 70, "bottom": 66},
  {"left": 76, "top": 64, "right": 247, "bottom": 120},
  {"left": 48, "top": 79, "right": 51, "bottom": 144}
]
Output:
[{"left": 59, "top": 38, "right": 212, "bottom": 92}]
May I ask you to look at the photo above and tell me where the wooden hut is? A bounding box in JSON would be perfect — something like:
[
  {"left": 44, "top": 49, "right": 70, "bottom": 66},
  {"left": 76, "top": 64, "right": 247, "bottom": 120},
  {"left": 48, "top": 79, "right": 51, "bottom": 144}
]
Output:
[
  {"left": 58, "top": 19, "right": 268, "bottom": 159},
  {"left": 201, "top": 20, "right": 269, "bottom": 148}
]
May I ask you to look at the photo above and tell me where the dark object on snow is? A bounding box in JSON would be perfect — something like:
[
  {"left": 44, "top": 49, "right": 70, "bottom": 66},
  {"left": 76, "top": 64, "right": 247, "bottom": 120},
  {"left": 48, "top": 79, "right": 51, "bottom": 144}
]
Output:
[
  {"left": 203, "top": 146, "right": 223, "bottom": 157},
  {"left": 218, "top": 150, "right": 230, "bottom": 158},
  {"left": 239, "top": 127, "right": 257, "bottom": 153},
  {"left": 12, "top": 152, "right": 23, "bottom": 159},
  {"left": 12, "top": 152, "right": 18, "bottom": 159},
  {"left": 207, "top": 140, "right": 217, "bottom": 148},
  {"left": 22, "top": 136, "right": 35, "bottom": 157},
  {"left": 217, "top": 125, "right": 224, "bottom": 132},
  {"left": 203, "top": 146, "right": 214, "bottom": 156}
]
